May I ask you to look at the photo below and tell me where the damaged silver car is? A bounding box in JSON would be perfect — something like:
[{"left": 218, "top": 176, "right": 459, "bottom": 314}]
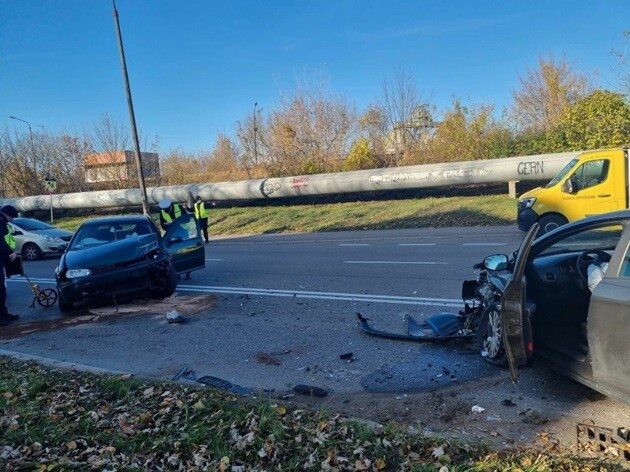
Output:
[{"left": 483, "top": 209, "right": 630, "bottom": 405}]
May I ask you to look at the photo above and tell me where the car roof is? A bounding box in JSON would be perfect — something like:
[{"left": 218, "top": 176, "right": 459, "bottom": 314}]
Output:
[{"left": 80, "top": 215, "right": 153, "bottom": 226}]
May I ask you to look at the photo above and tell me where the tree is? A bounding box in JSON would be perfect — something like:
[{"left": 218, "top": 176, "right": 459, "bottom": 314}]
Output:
[
  {"left": 511, "top": 55, "right": 590, "bottom": 132},
  {"left": 262, "top": 78, "right": 356, "bottom": 176},
  {"left": 558, "top": 90, "right": 630, "bottom": 150},
  {"left": 343, "top": 138, "right": 378, "bottom": 171},
  {"left": 417, "top": 99, "right": 510, "bottom": 163},
  {"left": 378, "top": 68, "right": 436, "bottom": 164}
]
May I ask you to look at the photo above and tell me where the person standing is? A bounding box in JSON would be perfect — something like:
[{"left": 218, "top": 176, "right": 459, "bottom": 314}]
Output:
[
  {"left": 0, "top": 205, "right": 19, "bottom": 326},
  {"left": 157, "top": 198, "right": 192, "bottom": 280},
  {"left": 193, "top": 196, "right": 209, "bottom": 244},
  {"left": 158, "top": 198, "right": 185, "bottom": 232}
]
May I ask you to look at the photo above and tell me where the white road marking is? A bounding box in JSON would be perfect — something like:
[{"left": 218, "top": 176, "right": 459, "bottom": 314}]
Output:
[
  {"left": 345, "top": 260, "right": 448, "bottom": 265},
  {"left": 205, "top": 258, "right": 223, "bottom": 261},
  {"left": 339, "top": 243, "right": 370, "bottom": 246},
  {"left": 7, "top": 277, "right": 461, "bottom": 308},
  {"left": 398, "top": 243, "right": 436, "bottom": 246},
  {"left": 462, "top": 243, "right": 507, "bottom": 246}
]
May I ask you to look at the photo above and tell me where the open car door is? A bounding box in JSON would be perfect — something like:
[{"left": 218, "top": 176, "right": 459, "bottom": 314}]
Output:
[
  {"left": 161, "top": 214, "right": 205, "bottom": 274},
  {"left": 586, "top": 224, "right": 630, "bottom": 404},
  {"left": 500, "top": 223, "right": 539, "bottom": 383}
]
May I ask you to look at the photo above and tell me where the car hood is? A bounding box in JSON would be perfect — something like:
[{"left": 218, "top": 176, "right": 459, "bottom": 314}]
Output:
[
  {"left": 31, "top": 228, "right": 74, "bottom": 238},
  {"left": 64, "top": 234, "right": 160, "bottom": 270}
]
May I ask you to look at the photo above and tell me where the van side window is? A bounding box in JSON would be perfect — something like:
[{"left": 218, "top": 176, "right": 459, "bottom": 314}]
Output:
[{"left": 570, "top": 159, "right": 609, "bottom": 191}]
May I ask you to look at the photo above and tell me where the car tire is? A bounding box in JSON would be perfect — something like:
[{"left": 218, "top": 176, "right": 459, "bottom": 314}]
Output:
[
  {"left": 58, "top": 292, "right": 74, "bottom": 313},
  {"left": 538, "top": 214, "right": 567, "bottom": 236},
  {"left": 477, "top": 302, "right": 507, "bottom": 366},
  {"left": 22, "top": 243, "right": 43, "bottom": 261},
  {"left": 152, "top": 263, "right": 178, "bottom": 299}
]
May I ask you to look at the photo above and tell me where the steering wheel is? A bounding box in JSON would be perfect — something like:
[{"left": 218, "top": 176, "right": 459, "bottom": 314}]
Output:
[{"left": 576, "top": 249, "right": 611, "bottom": 283}]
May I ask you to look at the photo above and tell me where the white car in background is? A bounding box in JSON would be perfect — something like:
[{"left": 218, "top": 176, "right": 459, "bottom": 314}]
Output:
[{"left": 9, "top": 217, "right": 74, "bottom": 261}]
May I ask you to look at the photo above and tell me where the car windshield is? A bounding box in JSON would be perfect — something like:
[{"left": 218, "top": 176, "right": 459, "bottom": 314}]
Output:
[
  {"left": 13, "top": 218, "right": 54, "bottom": 231},
  {"left": 537, "top": 224, "right": 624, "bottom": 257},
  {"left": 69, "top": 221, "right": 155, "bottom": 250},
  {"left": 545, "top": 158, "right": 578, "bottom": 188}
]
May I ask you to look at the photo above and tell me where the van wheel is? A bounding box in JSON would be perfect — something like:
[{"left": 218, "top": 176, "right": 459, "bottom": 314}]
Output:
[
  {"left": 477, "top": 303, "right": 507, "bottom": 366},
  {"left": 538, "top": 214, "right": 567, "bottom": 235},
  {"left": 22, "top": 243, "right": 43, "bottom": 261}
]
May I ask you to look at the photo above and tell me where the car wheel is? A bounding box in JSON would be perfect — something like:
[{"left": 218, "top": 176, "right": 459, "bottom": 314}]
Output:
[
  {"left": 477, "top": 302, "right": 507, "bottom": 366},
  {"left": 22, "top": 243, "right": 43, "bottom": 261},
  {"left": 58, "top": 292, "right": 74, "bottom": 313},
  {"left": 152, "top": 263, "right": 178, "bottom": 298},
  {"left": 538, "top": 214, "right": 567, "bottom": 236}
]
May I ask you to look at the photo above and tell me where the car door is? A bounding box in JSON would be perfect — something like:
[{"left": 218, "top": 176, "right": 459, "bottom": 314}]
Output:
[
  {"left": 160, "top": 214, "right": 205, "bottom": 274},
  {"left": 500, "top": 223, "right": 539, "bottom": 382},
  {"left": 586, "top": 223, "right": 630, "bottom": 404}
]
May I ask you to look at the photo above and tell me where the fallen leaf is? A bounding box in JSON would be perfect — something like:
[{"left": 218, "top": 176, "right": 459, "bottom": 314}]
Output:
[
  {"left": 374, "top": 458, "right": 386, "bottom": 469},
  {"left": 66, "top": 440, "right": 77, "bottom": 450}
]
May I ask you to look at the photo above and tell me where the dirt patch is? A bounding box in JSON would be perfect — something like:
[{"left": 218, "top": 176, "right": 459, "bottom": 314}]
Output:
[{"left": 0, "top": 294, "right": 217, "bottom": 340}]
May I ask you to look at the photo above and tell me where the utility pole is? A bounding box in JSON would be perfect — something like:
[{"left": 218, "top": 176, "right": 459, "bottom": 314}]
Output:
[
  {"left": 9, "top": 115, "right": 36, "bottom": 177},
  {"left": 253, "top": 102, "right": 258, "bottom": 166},
  {"left": 112, "top": 0, "right": 150, "bottom": 215}
]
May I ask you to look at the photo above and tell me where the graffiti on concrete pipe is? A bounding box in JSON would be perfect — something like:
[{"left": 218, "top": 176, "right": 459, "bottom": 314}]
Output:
[
  {"left": 291, "top": 177, "right": 309, "bottom": 189},
  {"left": 260, "top": 180, "right": 282, "bottom": 198},
  {"left": 369, "top": 168, "right": 492, "bottom": 185},
  {"left": 517, "top": 161, "right": 544, "bottom": 175}
]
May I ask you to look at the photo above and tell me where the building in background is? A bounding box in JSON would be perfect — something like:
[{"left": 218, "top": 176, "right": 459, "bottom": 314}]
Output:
[{"left": 84, "top": 151, "right": 160, "bottom": 184}]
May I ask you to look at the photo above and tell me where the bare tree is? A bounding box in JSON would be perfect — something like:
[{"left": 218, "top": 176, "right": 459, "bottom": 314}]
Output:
[
  {"left": 262, "top": 77, "right": 357, "bottom": 176},
  {"left": 612, "top": 31, "right": 630, "bottom": 96},
  {"left": 511, "top": 55, "right": 590, "bottom": 131},
  {"left": 378, "top": 68, "right": 436, "bottom": 165}
]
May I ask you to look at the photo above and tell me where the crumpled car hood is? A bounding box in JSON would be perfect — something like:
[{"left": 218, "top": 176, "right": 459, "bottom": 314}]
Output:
[{"left": 64, "top": 234, "right": 160, "bottom": 270}]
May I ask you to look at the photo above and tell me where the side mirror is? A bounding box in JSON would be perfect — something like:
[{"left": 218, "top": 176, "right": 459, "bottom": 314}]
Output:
[
  {"left": 483, "top": 254, "right": 509, "bottom": 271},
  {"left": 561, "top": 178, "right": 573, "bottom": 194}
]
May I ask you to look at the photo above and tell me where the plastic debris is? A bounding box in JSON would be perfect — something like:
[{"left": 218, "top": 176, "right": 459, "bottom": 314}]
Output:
[{"left": 471, "top": 405, "right": 485, "bottom": 414}]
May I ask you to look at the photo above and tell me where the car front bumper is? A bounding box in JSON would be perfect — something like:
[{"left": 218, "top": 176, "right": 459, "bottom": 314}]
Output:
[
  {"left": 57, "top": 256, "right": 172, "bottom": 304},
  {"left": 517, "top": 206, "right": 539, "bottom": 231}
]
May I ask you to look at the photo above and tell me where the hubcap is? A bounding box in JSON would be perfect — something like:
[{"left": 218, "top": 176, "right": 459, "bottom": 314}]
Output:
[{"left": 483, "top": 309, "right": 502, "bottom": 358}]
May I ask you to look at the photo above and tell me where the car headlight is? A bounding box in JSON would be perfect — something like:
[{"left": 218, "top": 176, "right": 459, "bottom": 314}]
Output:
[
  {"left": 66, "top": 268, "right": 92, "bottom": 278},
  {"left": 41, "top": 234, "right": 63, "bottom": 243},
  {"left": 520, "top": 197, "right": 536, "bottom": 208}
]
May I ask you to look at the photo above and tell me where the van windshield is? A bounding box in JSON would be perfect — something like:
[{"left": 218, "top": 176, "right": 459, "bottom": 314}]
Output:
[{"left": 545, "top": 158, "right": 578, "bottom": 188}]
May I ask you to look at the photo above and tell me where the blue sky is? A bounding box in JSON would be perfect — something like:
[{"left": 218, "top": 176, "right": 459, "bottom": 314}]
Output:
[{"left": 1, "top": 0, "right": 628, "bottom": 154}]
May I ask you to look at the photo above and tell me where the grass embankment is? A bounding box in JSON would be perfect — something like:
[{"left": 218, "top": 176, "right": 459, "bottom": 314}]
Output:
[
  {"left": 52, "top": 195, "right": 518, "bottom": 235},
  {"left": 0, "top": 357, "right": 621, "bottom": 471}
]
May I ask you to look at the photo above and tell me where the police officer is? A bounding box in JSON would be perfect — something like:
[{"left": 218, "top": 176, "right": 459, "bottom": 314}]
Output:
[
  {"left": 0, "top": 205, "right": 19, "bottom": 326},
  {"left": 157, "top": 198, "right": 192, "bottom": 280},
  {"left": 158, "top": 198, "right": 186, "bottom": 231},
  {"left": 193, "top": 196, "right": 209, "bottom": 244}
]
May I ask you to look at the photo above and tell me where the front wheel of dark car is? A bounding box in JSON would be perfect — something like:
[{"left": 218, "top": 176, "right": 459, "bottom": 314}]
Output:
[
  {"left": 151, "top": 263, "right": 178, "bottom": 299},
  {"left": 58, "top": 292, "right": 74, "bottom": 313},
  {"left": 477, "top": 302, "right": 507, "bottom": 366}
]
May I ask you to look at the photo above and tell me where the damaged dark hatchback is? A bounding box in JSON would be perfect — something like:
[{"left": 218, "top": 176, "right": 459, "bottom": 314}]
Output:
[{"left": 55, "top": 214, "right": 205, "bottom": 312}]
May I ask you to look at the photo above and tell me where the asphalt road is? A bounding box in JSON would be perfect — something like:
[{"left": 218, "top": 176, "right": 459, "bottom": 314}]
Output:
[{"left": 2, "top": 225, "right": 629, "bottom": 448}]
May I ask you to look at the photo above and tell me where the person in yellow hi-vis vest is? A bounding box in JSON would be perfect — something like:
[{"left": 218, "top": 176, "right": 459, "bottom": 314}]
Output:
[
  {"left": 193, "top": 196, "right": 209, "bottom": 244},
  {"left": 0, "top": 205, "right": 19, "bottom": 326},
  {"left": 158, "top": 198, "right": 186, "bottom": 232},
  {"left": 157, "top": 198, "right": 193, "bottom": 280}
]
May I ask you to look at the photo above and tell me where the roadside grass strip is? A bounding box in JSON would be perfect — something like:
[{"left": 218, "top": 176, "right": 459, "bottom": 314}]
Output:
[{"left": 0, "top": 356, "right": 624, "bottom": 471}]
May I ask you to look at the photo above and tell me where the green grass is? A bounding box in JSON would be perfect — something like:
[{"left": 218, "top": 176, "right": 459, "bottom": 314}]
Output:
[
  {"left": 0, "top": 356, "right": 623, "bottom": 470},
  {"left": 52, "top": 195, "right": 518, "bottom": 235}
]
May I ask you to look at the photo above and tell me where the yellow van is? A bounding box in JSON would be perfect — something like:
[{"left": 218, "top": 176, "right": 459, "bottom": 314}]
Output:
[{"left": 517, "top": 147, "right": 630, "bottom": 234}]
